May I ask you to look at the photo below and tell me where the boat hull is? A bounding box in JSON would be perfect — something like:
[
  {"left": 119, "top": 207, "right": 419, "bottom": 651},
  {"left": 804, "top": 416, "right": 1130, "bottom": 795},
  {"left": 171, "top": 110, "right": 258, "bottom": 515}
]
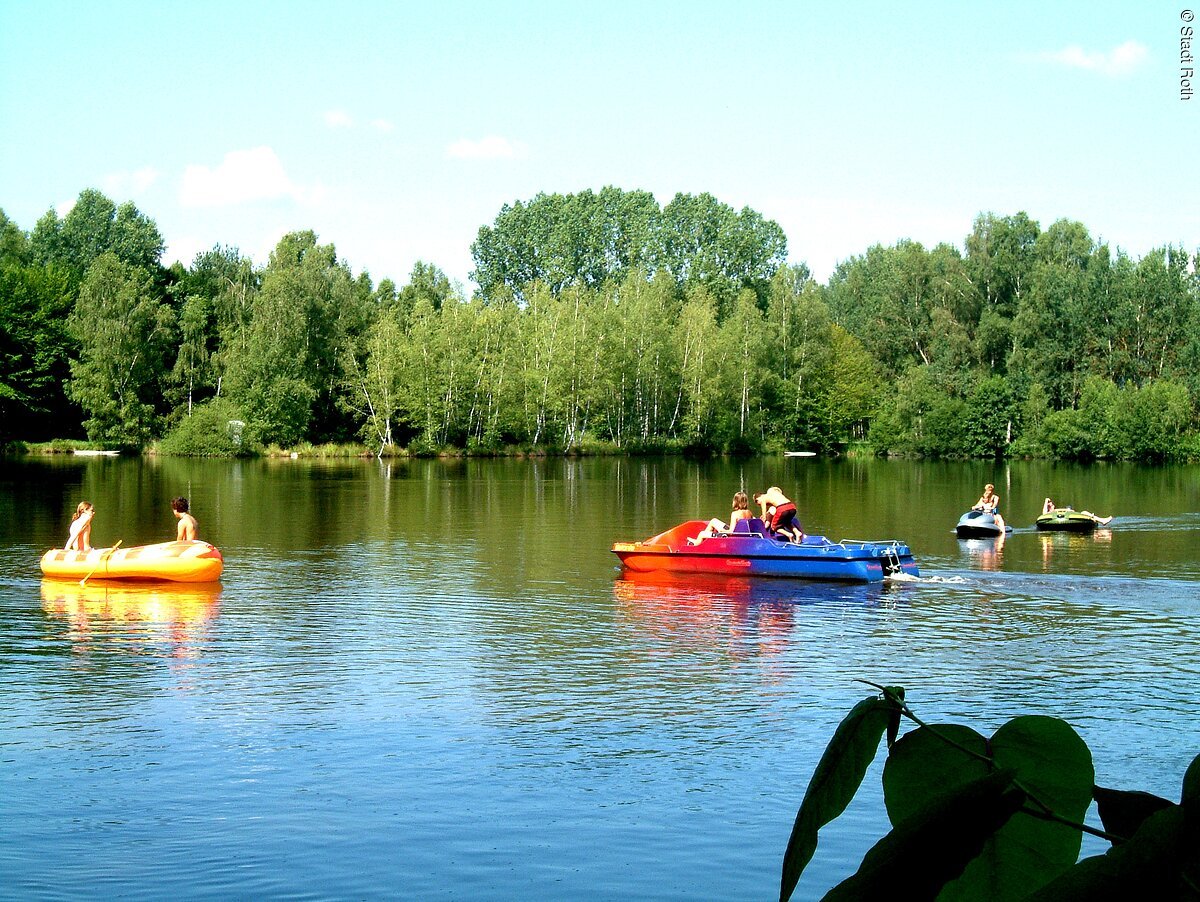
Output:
[
  {"left": 612, "top": 520, "right": 918, "bottom": 583},
  {"left": 955, "top": 510, "right": 1011, "bottom": 538},
  {"left": 40, "top": 541, "right": 224, "bottom": 583},
  {"left": 1035, "top": 510, "right": 1099, "bottom": 532}
]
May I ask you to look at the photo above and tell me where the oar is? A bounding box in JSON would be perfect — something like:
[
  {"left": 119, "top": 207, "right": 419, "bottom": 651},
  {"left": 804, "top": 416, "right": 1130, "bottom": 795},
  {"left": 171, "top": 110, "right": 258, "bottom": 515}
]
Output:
[{"left": 80, "top": 540, "right": 122, "bottom": 587}]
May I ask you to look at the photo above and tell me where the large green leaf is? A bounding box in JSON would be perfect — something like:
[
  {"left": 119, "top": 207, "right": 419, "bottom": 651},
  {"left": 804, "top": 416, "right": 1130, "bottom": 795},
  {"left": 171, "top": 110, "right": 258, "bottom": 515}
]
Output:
[
  {"left": 883, "top": 724, "right": 990, "bottom": 825},
  {"left": 1025, "top": 805, "right": 1198, "bottom": 900},
  {"left": 943, "top": 715, "right": 1094, "bottom": 900},
  {"left": 1093, "top": 786, "right": 1175, "bottom": 844},
  {"left": 779, "top": 696, "right": 895, "bottom": 902},
  {"left": 823, "top": 770, "right": 1026, "bottom": 901},
  {"left": 881, "top": 715, "right": 1094, "bottom": 900}
]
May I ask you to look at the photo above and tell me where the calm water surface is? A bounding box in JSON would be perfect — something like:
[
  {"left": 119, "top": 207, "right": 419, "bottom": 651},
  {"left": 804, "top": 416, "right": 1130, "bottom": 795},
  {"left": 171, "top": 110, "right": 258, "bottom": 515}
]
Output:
[{"left": 1, "top": 456, "right": 1198, "bottom": 900}]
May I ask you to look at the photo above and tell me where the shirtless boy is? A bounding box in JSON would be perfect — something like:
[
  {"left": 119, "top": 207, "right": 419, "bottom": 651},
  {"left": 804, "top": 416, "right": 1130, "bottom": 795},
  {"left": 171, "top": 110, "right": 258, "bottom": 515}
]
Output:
[{"left": 171, "top": 496, "right": 198, "bottom": 541}]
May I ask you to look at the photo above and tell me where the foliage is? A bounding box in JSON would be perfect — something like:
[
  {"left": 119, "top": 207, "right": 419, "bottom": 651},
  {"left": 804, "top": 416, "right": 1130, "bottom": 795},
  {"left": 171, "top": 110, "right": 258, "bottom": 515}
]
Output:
[
  {"left": 30, "top": 189, "right": 164, "bottom": 284},
  {"left": 158, "top": 398, "right": 255, "bottom": 456},
  {"left": 470, "top": 186, "right": 787, "bottom": 313},
  {"left": 781, "top": 685, "right": 1199, "bottom": 902},
  {"left": 4, "top": 188, "right": 1200, "bottom": 460},
  {"left": 0, "top": 259, "right": 75, "bottom": 440},
  {"left": 66, "top": 253, "right": 174, "bottom": 447}
]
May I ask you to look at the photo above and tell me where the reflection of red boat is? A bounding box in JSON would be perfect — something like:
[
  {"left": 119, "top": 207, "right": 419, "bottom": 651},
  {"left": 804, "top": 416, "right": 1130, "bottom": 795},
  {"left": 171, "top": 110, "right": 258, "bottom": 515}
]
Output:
[
  {"left": 612, "top": 518, "right": 919, "bottom": 583},
  {"left": 614, "top": 569, "right": 893, "bottom": 606},
  {"left": 614, "top": 571, "right": 800, "bottom": 664}
]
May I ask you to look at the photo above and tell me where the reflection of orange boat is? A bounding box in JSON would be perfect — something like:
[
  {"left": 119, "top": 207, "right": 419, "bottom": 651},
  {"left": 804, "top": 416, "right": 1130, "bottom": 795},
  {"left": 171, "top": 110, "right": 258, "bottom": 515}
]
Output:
[
  {"left": 40, "top": 578, "right": 222, "bottom": 626},
  {"left": 39, "top": 540, "right": 223, "bottom": 583}
]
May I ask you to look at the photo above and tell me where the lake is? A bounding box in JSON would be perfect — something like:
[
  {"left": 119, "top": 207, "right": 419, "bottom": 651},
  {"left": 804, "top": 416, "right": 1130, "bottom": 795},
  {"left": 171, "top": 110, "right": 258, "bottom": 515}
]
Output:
[{"left": 1, "top": 454, "right": 1197, "bottom": 900}]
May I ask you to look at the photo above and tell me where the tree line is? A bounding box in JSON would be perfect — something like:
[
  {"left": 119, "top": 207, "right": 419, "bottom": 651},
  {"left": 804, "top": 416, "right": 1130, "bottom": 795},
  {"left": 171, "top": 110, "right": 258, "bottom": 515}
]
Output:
[{"left": 1, "top": 187, "right": 1197, "bottom": 461}]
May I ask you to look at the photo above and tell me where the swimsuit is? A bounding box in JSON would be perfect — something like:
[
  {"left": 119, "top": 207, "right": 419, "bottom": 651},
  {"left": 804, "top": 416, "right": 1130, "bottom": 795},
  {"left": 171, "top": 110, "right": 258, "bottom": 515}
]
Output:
[{"left": 769, "top": 502, "right": 801, "bottom": 536}]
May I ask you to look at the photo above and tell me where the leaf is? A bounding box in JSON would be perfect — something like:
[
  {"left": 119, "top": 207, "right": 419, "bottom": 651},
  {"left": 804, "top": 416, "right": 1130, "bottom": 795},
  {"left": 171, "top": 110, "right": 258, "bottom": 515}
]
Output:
[
  {"left": 883, "top": 724, "right": 991, "bottom": 826},
  {"left": 1025, "top": 806, "right": 1198, "bottom": 900},
  {"left": 881, "top": 715, "right": 1095, "bottom": 900},
  {"left": 1093, "top": 785, "right": 1175, "bottom": 844},
  {"left": 1183, "top": 752, "right": 1200, "bottom": 807},
  {"left": 940, "top": 715, "right": 1095, "bottom": 900},
  {"left": 823, "top": 770, "right": 1026, "bottom": 901},
  {"left": 779, "top": 696, "right": 894, "bottom": 902}
]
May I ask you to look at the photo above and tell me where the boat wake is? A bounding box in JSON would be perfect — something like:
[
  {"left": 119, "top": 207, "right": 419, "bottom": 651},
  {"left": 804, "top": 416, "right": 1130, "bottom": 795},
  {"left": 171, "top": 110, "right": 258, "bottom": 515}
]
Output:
[{"left": 886, "top": 573, "right": 970, "bottom": 585}]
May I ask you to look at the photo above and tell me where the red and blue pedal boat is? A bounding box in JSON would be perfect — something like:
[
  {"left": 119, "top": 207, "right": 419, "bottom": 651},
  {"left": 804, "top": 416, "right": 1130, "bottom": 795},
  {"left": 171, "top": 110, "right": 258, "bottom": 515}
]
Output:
[{"left": 611, "top": 517, "right": 919, "bottom": 583}]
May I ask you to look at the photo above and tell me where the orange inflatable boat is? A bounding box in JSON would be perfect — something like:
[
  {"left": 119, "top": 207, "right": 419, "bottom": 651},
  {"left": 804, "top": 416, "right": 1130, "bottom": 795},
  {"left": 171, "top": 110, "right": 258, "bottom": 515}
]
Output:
[{"left": 39, "top": 541, "right": 224, "bottom": 583}]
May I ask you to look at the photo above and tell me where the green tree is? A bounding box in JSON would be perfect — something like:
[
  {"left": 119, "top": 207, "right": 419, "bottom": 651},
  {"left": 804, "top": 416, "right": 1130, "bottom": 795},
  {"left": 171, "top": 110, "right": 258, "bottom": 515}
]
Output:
[
  {"left": 676, "top": 286, "right": 722, "bottom": 449},
  {"left": 0, "top": 208, "right": 31, "bottom": 266},
  {"left": 1108, "top": 380, "right": 1192, "bottom": 462},
  {"left": 223, "top": 232, "right": 368, "bottom": 445},
  {"left": 343, "top": 308, "right": 407, "bottom": 451},
  {"left": 66, "top": 254, "right": 175, "bottom": 446},
  {"left": 964, "top": 211, "right": 1039, "bottom": 320},
  {"left": 170, "top": 294, "right": 215, "bottom": 416},
  {"left": 595, "top": 270, "right": 680, "bottom": 446},
  {"left": 30, "top": 189, "right": 164, "bottom": 281},
  {"left": 827, "top": 241, "right": 937, "bottom": 379},
  {"left": 180, "top": 245, "right": 260, "bottom": 385},
  {"left": 822, "top": 325, "right": 881, "bottom": 447},
  {"left": 712, "top": 289, "right": 768, "bottom": 449},
  {"left": 471, "top": 187, "right": 660, "bottom": 301},
  {"left": 961, "top": 376, "right": 1016, "bottom": 458},
  {"left": 0, "top": 262, "right": 76, "bottom": 440},
  {"left": 655, "top": 192, "right": 787, "bottom": 316}
]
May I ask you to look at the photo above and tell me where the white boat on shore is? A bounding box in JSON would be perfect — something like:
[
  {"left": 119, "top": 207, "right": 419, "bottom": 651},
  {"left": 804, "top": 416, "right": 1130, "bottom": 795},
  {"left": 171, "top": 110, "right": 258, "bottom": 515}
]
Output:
[
  {"left": 72, "top": 449, "right": 120, "bottom": 457},
  {"left": 784, "top": 451, "right": 817, "bottom": 458}
]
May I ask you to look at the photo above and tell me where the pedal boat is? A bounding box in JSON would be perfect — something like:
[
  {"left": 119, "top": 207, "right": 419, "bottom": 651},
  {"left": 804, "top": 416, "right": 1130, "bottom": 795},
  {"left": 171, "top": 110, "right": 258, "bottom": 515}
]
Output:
[
  {"left": 611, "top": 518, "right": 918, "bottom": 583},
  {"left": 1035, "top": 509, "right": 1105, "bottom": 532},
  {"left": 955, "top": 509, "right": 1012, "bottom": 538},
  {"left": 40, "top": 540, "right": 224, "bottom": 583}
]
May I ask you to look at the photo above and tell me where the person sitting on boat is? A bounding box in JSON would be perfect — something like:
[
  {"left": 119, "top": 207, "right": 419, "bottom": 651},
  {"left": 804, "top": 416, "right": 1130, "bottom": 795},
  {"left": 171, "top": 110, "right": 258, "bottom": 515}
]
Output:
[
  {"left": 172, "top": 497, "right": 198, "bottom": 541},
  {"left": 688, "top": 491, "right": 753, "bottom": 545},
  {"left": 973, "top": 483, "right": 1006, "bottom": 533},
  {"left": 1043, "top": 498, "right": 1112, "bottom": 526},
  {"left": 66, "top": 501, "right": 94, "bottom": 552},
  {"left": 755, "top": 486, "right": 804, "bottom": 544}
]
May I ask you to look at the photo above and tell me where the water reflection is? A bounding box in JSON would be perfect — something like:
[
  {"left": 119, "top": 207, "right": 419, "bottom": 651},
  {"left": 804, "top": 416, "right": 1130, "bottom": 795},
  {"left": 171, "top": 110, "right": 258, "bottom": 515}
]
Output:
[
  {"left": 40, "top": 578, "right": 221, "bottom": 660},
  {"left": 615, "top": 571, "right": 899, "bottom": 658},
  {"left": 958, "top": 533, "right": 1005, "bottom": 571},
  {"left": 1038, "top": 528, "right": 1113, "bottom": 569}
]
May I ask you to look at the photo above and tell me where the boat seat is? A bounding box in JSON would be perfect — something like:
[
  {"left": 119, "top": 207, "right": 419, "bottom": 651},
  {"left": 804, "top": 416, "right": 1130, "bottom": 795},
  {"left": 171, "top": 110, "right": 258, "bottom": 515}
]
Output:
[{"left": 732, "top": 517, "right": 767, "bottom": 535}]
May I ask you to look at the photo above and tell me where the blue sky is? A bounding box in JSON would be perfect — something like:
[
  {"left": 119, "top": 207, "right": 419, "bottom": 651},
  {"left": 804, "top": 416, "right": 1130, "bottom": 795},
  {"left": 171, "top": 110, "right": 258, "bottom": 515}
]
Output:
[{"left": 1, "top": 1, "right": 1194, "bottom": 290}]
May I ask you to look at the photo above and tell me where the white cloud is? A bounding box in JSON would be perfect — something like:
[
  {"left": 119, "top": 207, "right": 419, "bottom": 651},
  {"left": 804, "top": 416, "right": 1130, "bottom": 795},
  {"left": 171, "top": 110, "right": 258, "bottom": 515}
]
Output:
[
  {"left": 761, "top": 194, "right": 968, "bottom": 283},
  {"left": 1040, "top": 40, "right": 1148, "bottom": 76},
  {"left": 371, "top": 118, "right": 395, "bottom": 133},
  {"left": 445, "top": 135, "right": 527, "bottom": 160},
  {"left": 55, "top": 198, "right": 76, "bottom": 217},
  {"left": 163, "top": 235, "right": 207, "bottom": 269},
  {"left": 324, "top": 109, "right": 354, "bottom": 128},
  {"left": 103, "top": 166, "right": 160, "bottom": 198},
  {"left": 179, "top": 147, "right": 301, "bottom": 208}
]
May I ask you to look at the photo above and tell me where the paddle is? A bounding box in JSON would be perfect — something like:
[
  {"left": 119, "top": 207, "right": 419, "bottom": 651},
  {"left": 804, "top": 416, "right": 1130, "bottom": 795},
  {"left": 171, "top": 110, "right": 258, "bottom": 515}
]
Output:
[{"left": 80, "top": 540, "right": 122, "bottom": 587}]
